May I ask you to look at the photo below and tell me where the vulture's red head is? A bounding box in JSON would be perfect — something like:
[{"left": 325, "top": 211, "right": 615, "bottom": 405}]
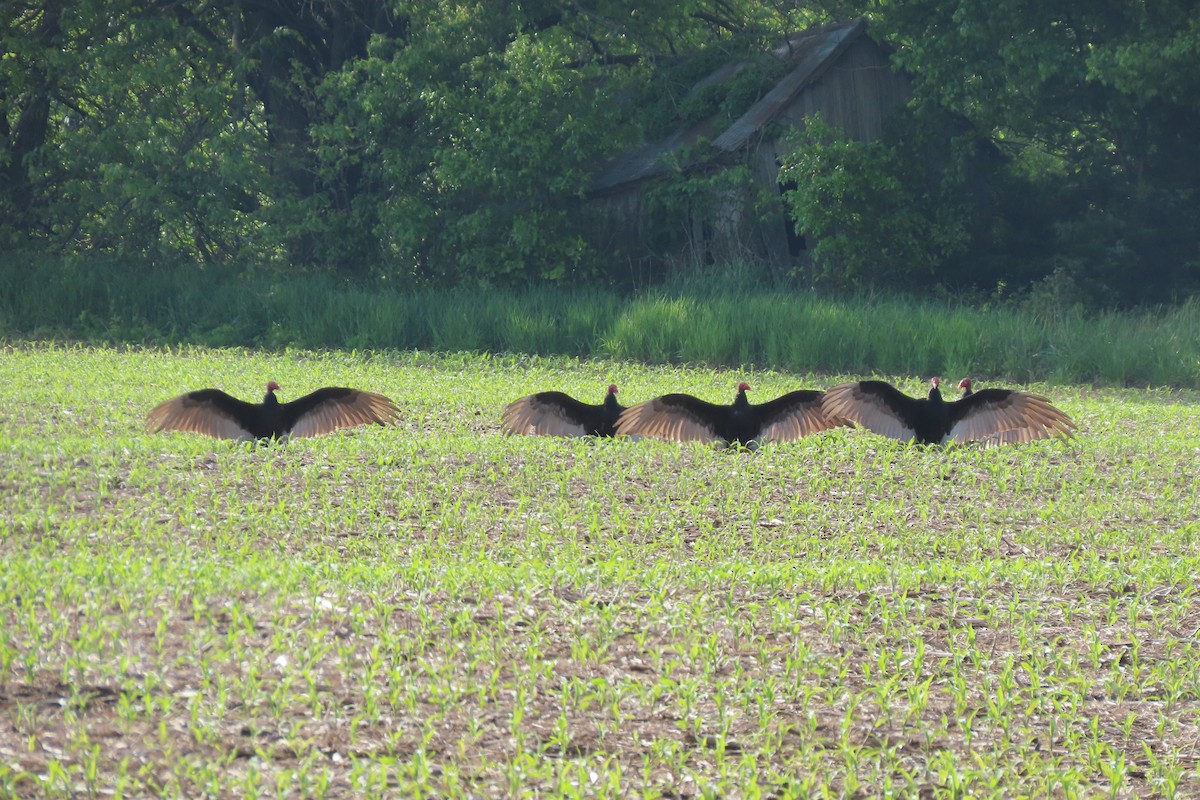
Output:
[
  {"left": 958, "top": 378, "right": 972, "bottom": 391},
  {"left": 737, "top": 381, "right": 751, "bottom": 394},
  {"left": 607, "top": 384, "right": 618, "bottom": 395},
  {"left": 266, "top": 380, "right": 281, "bottom": 393},
  {"left": 930, "top": 377, "right": 940, "bottom": 389}
]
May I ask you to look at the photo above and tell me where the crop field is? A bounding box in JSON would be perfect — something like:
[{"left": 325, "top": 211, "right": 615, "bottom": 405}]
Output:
[{"left": 2, "top": 343, "right": 1199, "bottom": 798}]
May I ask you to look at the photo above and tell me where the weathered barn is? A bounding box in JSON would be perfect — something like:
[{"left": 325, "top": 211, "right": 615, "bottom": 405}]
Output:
[{"left": 588, "top": 19, "right": 911, "bottom": 274}]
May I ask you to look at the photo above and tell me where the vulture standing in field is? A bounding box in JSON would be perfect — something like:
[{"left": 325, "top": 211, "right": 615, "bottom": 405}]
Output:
[
  {"left": 501, "top": 384, "right": 625, "bottom": 437},
  {"left": 614, "top": 381, "right": 840, "bottom": 448},
  {"left": 146, "top": 381, "right": 401, "bottom": 441},
  {"left": 821, "top": 377, "right": 1075, "bottom": 446}
]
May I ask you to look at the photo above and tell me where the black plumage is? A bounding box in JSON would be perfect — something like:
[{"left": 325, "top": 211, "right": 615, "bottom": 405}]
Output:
[
  {"left": 614, "top": 382, "right": 839, "bottom": 447},
  {"left": 147, "top": 381, "right": 400, "bottom": 441},
  {"left": 822, "top": 377, "right": 1075, "bottom": 445},
  {"left": 501, "top": 384, "right": 625, "bottom": 437}
]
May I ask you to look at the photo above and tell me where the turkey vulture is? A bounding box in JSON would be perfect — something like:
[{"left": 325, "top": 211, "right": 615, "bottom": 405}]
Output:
[
  {"left": 147, "top": 381, "right": 401, "bottom": 441},
  {"left": 613, "top": 382, "right": 839, "bottom": 448},
  {"left": 821, "top": 377, "right": 1075, "bottom": 446},
  {"left": 501, "top": 384, "right": 625, "bottom": 437}
]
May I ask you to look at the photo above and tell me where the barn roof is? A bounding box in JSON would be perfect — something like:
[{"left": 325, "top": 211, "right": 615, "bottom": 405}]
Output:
[{"left": 591, "top": 19, "right": 868, "bottom": 196}]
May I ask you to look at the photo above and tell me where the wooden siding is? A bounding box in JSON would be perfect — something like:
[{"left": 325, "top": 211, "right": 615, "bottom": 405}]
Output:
[
  {"left": 775, "top": 37, "right": 911, "bottom": 142},
  {"left": 712, "top": 20, "right": 865, "bottom": 153}
]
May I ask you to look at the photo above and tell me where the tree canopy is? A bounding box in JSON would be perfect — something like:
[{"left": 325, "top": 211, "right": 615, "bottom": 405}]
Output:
[
  {"left": 867, "top": 0, "right": 1200, "bottom": 302},
  {"left": 2, "top": 0, "right": 1197, "bottom": 302}
]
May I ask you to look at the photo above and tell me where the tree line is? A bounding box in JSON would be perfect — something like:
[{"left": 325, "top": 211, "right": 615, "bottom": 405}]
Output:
[{"left": 2, "top": 1, "right": 1196, "bottom": 303}]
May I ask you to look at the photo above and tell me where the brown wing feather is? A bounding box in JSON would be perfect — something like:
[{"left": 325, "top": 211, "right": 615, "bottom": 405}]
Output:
[
  {"left": 288, "top": 390, "right": 401, "bottom": 438},
  {"left": 755, "top": 391, "right": 843, "bottom": 443},
  {"left": 614, "top": 397, "right": 723, "bottom": 442},
  {"left": 947, "top": 391, "right": 1075, "bottom": 444},
  {"left": 501, "top": 395, "right": 588, "bottom": 436},
  {"left": 145, "top": 392, "right": 255, "bottom": 440},
  {"left": 821, "top": 383, "right": 918, "bottom": 442}
]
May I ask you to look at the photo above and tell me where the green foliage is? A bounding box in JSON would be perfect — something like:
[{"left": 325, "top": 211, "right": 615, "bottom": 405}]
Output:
[
  {"left": 640, "top": 150, "right": 771, "bottom": 271},
  {"left": 778, "top": 116, "right": 971, "bottom": 287},
  {"left": 0, "top": 0, "right": 811, "bottom": 284},
  {"left": 664, "top": 53, "right": 790, "bottom": 133},
  {"left": 3, "top": 255, "right": 1199, "bottom": 387},
  {"left": 2, "top": 1, "right": 1197, "bottom": 298},
  {"left": 871, "top": 0, "right": 1200, "bottom": 301},
  {"left": 2, "top": 3, "right": 271, "bottom": 260},
  {"left": 426, "top": 32, "right": 607, "bottom": 281}
]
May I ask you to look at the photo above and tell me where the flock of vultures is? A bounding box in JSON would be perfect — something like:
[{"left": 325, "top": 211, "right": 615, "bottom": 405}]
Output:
[{"left": 146, "top": 377, "right": 1076, "bottom": 448}]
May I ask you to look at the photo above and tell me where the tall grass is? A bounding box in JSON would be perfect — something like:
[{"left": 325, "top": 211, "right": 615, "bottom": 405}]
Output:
[{"left": 3, "top": 255, "right": 1198, "bottom": 386}]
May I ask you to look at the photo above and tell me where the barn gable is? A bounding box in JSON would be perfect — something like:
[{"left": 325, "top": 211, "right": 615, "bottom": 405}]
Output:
[{"left": 588, "top": 19, "right": 911, "bottom": 274}]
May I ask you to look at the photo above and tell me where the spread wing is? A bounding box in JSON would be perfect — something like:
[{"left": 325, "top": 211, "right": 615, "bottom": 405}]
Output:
[
  {"left": 821, "top": 381, "right": 924, "bottom": 442},
  {"left": 501, "top": 391, "right": 600, "bottom": 437},
  {"left": 946, "top": 388, "right": 1075, "bottom": 444},
  {"left": 145, "top": 389, "right": 260, "bottom": 440},
  {"left": 752, "top": 390, "right": 844, "bottom": 443},
  {"left": 613, "top": 394, "right": 728, "bottom": 442},
  {"left": 283, "top": 388, "right": 401, "bottom": 438}
]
